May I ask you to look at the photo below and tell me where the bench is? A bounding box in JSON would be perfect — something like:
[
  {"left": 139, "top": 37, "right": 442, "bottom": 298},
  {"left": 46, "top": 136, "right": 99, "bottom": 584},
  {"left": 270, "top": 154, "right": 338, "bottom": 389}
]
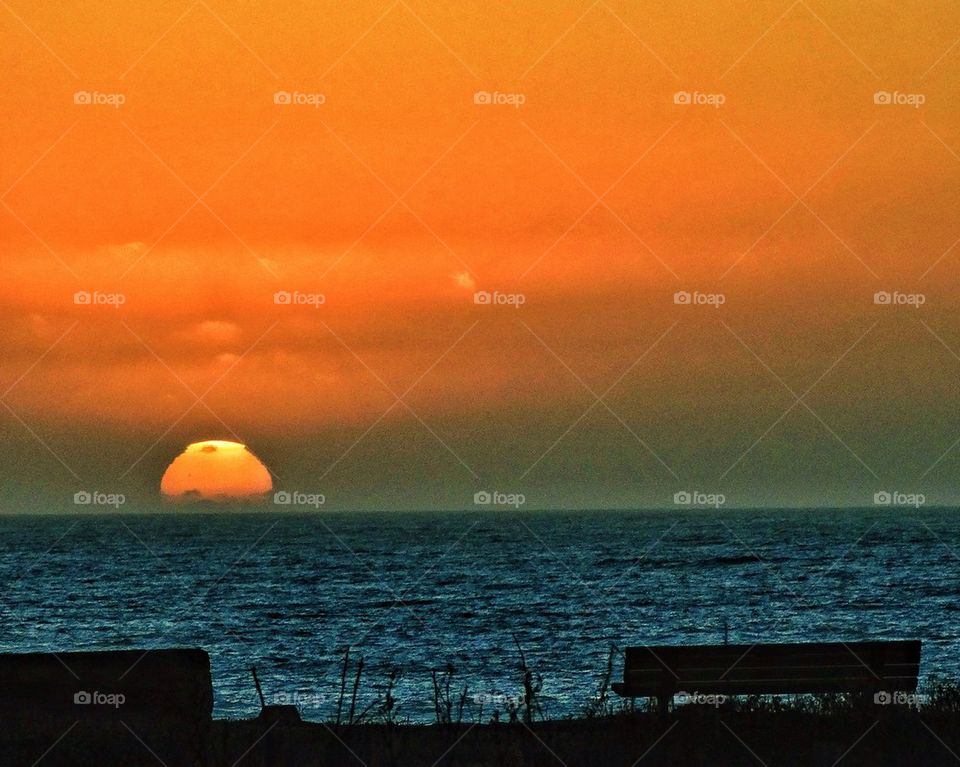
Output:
[
  {"left": 611, "top": 640, "right": 921, "bottom": 716},
  {"left": 0, "top": 648, "right": 213, "bottom": 763}
]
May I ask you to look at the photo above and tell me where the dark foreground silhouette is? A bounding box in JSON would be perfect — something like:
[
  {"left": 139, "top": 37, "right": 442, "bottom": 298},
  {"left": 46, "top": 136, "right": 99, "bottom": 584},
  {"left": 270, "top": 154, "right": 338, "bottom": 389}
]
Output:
[
  {"left": 5, "top": 646, "right": 959, "bottom": 766},
  {"left": 8, "top": 706, "right": 960, "bottom": 766}
]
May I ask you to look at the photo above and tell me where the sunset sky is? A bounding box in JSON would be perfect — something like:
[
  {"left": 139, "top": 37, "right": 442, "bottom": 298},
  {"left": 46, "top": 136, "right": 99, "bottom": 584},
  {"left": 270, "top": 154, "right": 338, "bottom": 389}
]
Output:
[{"left": 2, "top": 0, "right": 960, "bottom": 510}]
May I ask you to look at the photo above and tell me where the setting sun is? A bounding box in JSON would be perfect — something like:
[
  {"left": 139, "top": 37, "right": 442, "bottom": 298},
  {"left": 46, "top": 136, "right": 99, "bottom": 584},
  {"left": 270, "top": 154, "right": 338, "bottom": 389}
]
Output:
[{"left": 160, "top": 440, "right": 272, "bottom": 502}]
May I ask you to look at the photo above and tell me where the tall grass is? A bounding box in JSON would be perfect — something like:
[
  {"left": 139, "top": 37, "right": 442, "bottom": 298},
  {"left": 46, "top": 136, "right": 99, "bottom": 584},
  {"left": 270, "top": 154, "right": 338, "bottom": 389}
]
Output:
[{"left": 302, "top": 646, "right": 960, "bottom": 725}]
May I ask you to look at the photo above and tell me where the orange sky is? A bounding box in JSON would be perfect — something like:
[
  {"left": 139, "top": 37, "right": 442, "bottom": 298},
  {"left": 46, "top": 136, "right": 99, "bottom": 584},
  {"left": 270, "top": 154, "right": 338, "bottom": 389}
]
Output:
[{"left": 2, "top": 1, "right": 960, "bottom": 510}]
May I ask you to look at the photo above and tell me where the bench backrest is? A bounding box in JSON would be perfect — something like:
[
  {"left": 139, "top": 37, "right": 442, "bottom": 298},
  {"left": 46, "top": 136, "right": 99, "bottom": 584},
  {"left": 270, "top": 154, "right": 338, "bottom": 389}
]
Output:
[{"left": 622, "top": 640, "right": 921, "bottom": 696}]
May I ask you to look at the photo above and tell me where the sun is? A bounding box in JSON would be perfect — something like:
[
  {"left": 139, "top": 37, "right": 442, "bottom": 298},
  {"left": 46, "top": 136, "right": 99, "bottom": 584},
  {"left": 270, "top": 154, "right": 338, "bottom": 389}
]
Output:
[{"left": 160, "top": 440, "right": 273, "bottom": 502}]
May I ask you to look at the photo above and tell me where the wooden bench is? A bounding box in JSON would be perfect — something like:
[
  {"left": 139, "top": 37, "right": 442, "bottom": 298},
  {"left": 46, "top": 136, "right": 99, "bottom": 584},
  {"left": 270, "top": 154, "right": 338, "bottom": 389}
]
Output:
[
  {"left": 0, "top": 648, "right": 213, "bottom": 762},
  {"left": 612, "top": 640, "right": 921, "bottom": 716}
]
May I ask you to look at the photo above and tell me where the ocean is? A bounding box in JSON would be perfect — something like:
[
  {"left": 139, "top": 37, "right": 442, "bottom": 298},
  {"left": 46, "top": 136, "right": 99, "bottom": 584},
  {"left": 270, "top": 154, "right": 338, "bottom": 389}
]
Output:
[{"left": 2, "top": 508, "right": 956, "bottom": 722}]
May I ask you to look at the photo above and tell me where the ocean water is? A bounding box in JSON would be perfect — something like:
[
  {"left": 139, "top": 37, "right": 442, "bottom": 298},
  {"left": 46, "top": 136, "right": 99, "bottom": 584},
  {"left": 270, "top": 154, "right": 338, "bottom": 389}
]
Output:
[{"left": 1, "top": 508, "right": 957, "bottom": 722}]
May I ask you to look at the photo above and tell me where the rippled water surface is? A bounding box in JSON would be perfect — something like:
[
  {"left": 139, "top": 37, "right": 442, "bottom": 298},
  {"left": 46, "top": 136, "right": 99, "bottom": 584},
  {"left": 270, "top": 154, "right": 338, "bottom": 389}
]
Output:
[{"left": 2, "top": 509, "right": 957, "bottom": 721}]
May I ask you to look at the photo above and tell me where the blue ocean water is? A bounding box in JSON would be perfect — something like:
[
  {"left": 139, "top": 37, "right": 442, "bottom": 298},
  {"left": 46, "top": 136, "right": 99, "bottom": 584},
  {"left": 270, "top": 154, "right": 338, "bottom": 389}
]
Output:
[{"left": 1, "top": 508, "right": 956, "bottom": 722}]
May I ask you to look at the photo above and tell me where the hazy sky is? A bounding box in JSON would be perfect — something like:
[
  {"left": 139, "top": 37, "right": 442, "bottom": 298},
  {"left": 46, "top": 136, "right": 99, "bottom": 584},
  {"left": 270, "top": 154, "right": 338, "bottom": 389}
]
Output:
[{"left": 2, "top": 1, "right": 960, "bottom": 511}]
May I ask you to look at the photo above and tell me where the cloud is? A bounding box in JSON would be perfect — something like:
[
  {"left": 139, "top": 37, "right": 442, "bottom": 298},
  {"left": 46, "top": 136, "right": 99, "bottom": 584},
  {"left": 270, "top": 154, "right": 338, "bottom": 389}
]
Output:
[
  {"left": 452, "top": 271, "right": 476, "bottom": 291},
  {"left": 189, "top": 321, "right": 241, "bottom": 345},
  {"left": 215, "top": 352, "right": 241, "bottom": 366}
]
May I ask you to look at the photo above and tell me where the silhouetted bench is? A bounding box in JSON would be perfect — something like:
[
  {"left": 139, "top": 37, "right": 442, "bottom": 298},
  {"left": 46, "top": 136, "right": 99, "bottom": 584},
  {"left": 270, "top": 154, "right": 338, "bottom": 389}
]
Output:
[
  {"left": 612, "top": 640, "right": 921, "bottom": 716},
  {"left": 0, "top": 648, "right": 213, "bottom": 765}
]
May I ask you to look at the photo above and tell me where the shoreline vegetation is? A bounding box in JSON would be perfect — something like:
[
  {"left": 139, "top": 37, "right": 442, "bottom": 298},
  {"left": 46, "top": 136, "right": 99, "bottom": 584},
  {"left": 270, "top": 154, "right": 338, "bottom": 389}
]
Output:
[
  {"left": 209, "top": 642, "right": 960, "bottom": 767},
  {"left": 251, "top": 641, "right": 950, "bottom": 726},
  {"left": 10, "top": 642, "right": 960, "bottom": 766}
]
